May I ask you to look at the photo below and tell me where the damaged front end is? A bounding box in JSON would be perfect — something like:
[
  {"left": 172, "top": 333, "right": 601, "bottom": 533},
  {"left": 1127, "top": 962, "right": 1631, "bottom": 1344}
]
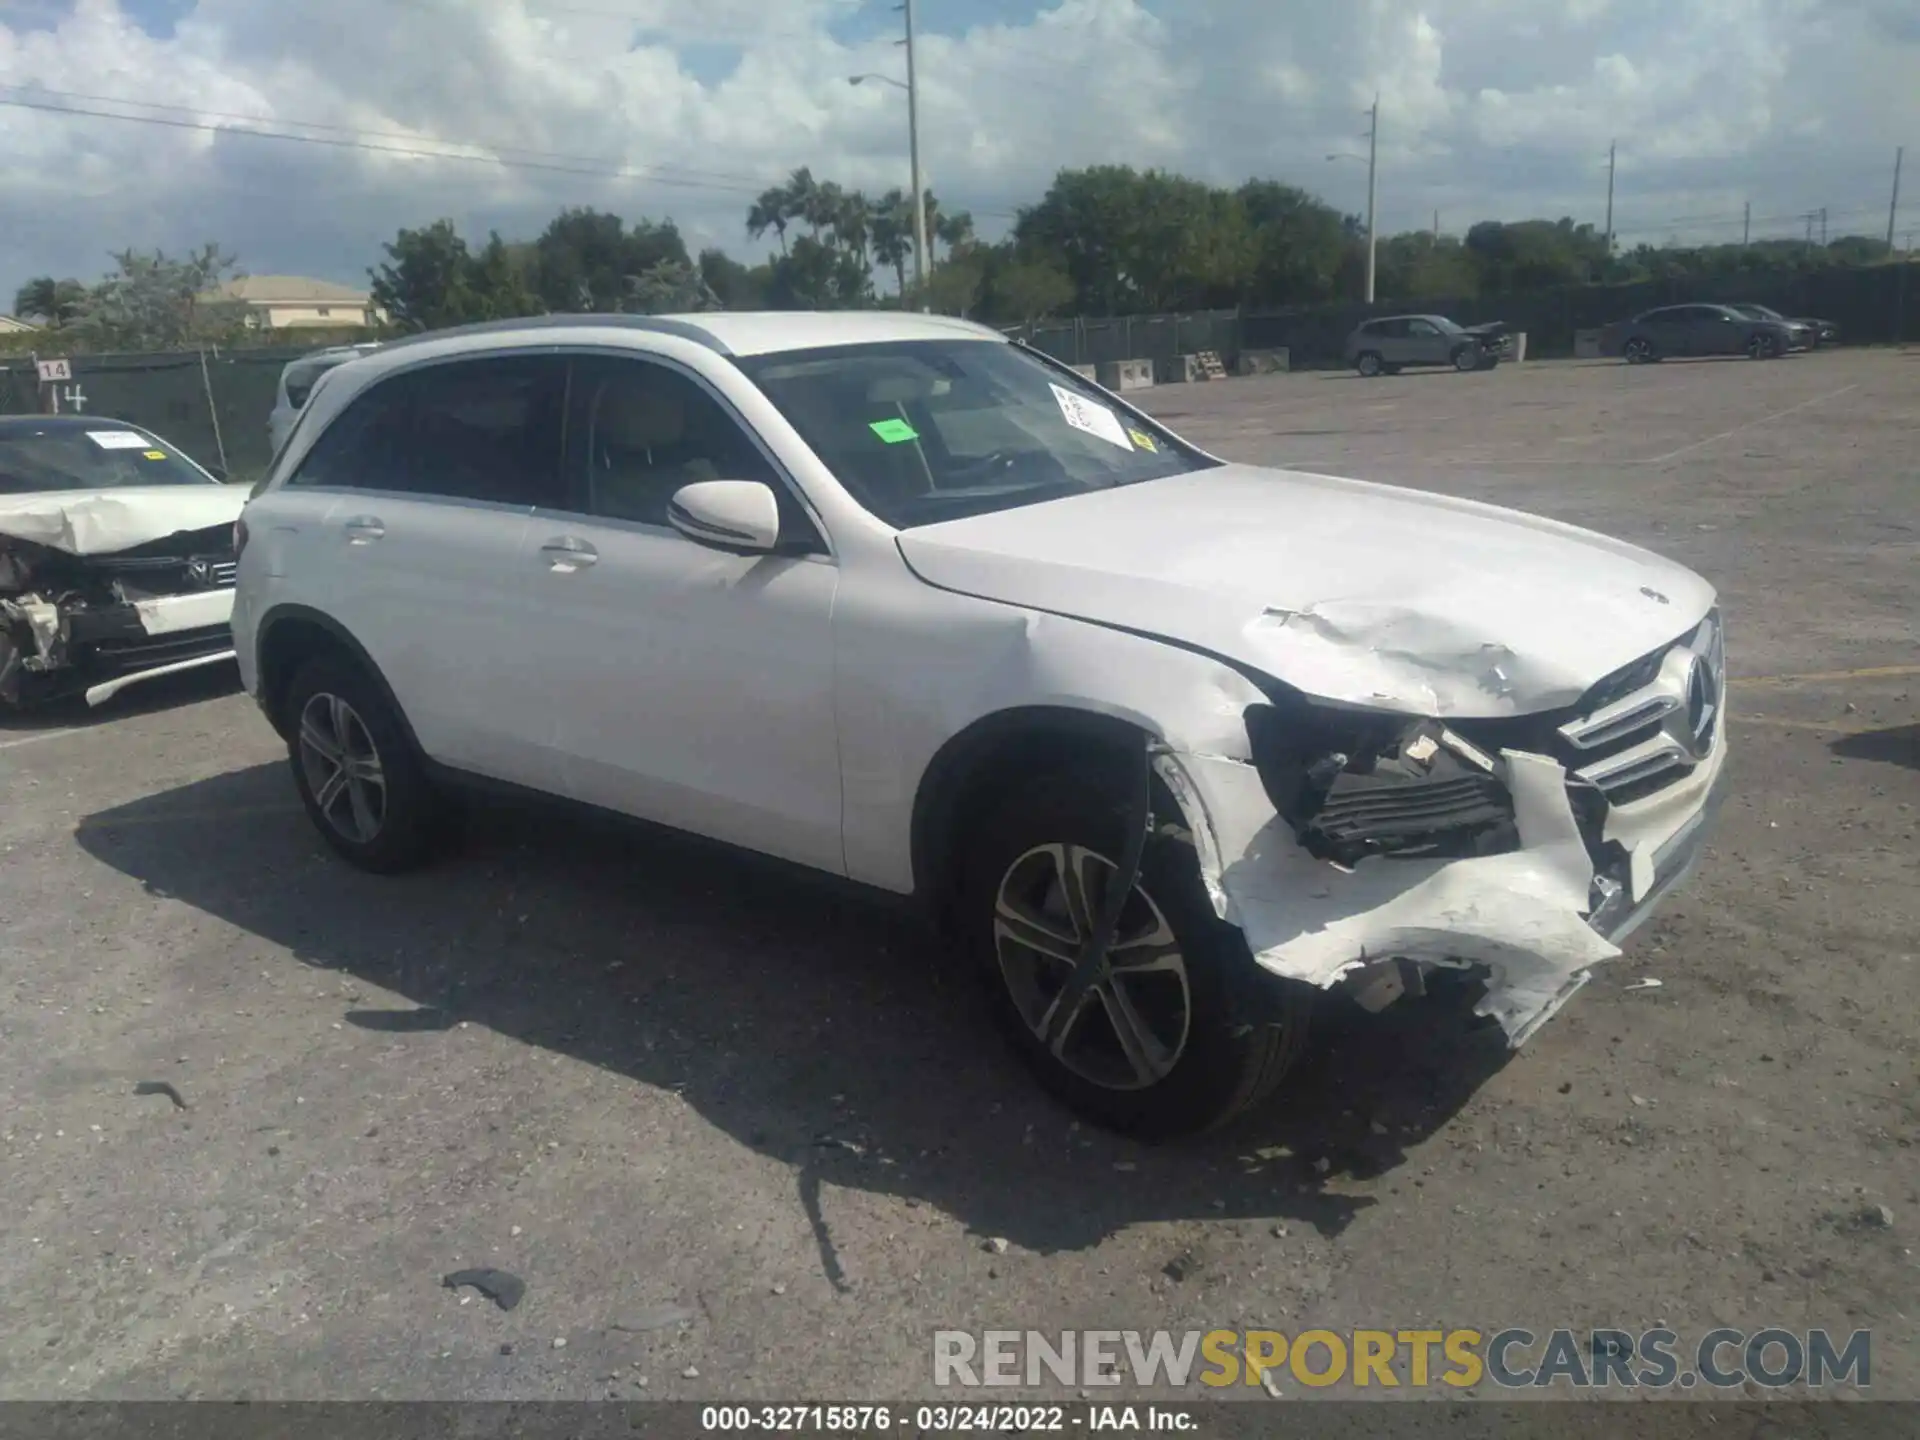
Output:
[
  {"left": 1159, "top": 610, "right": 1729, "bottom": 1045},
  {"left": 0, "top": 525, "right": 240, "bottom": 709}
]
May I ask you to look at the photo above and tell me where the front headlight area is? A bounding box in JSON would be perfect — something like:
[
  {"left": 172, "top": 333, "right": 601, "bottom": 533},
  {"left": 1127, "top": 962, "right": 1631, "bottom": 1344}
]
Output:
[{"left": 1243, "top": 690, "right": 1519, "bottom": 866}]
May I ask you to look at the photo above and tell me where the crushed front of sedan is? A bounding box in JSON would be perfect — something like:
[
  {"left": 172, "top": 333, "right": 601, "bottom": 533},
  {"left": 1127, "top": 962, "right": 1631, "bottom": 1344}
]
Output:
[
  {"left": 0, "top": 493, "right": 244, "bottom": 708},
  {"left": 1150, "top": 606, "right": 1728, "bottom": 1046}
]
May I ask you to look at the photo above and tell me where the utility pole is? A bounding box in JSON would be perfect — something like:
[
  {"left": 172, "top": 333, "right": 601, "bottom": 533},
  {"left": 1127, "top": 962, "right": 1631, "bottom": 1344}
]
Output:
[
  {"left": 901, "top": 0, "right": 929, "bottom": 307},
  {"left": 1743, "top": 200, "right": 1750, "bottom": 248},
  {"left": 1820, "top": 206, "right": 1828, "bottom": 247},
  {"left": 1805, "top": 210, "right": 1816, "bottom": 255},
  {"left": 1364, "top": 95, "right": 1379, "bottom": 303},
  {"left": 1604, "top": 139, "right": 1616, "bottom": 256},
  {"left": 1432, "top": 209, "right": 1440, "bottom": 243},
  {"left": 1889, "top": 146, "right": 1904, "bottom": 252}
]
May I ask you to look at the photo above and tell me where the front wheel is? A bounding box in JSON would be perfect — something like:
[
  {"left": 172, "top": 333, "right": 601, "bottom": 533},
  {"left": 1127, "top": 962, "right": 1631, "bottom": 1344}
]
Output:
[
  {"left": 1623, "top": 337, "right": 1657, "bottom": 364},
  {"left": 1745, "top": 333, "right": 1780, "bottom": 360},
  {"left": 960, "top": 766, "right": 1311, "bottom": 1139},
  {"left": 285, "top": 653, "right": 446, "bottom": 873},
  {"left": 1452, "top": 345, "right": 1481, "bottom": 372}
]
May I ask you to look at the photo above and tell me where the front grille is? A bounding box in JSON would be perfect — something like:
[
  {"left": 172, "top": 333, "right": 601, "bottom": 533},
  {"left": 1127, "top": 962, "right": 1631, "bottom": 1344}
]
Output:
[
  {"left": 1312, "top": 773, "right": 1510, "bottom": 851},
  {"left": 1555, "top": 610, "right": 1723, "bottom": 806}
]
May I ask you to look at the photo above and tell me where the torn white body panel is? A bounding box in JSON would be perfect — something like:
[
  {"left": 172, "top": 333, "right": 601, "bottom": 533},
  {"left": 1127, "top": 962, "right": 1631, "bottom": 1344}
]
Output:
[
  {"left": 0, "top": 487, "right": 246, "bottom": 556},
  {"left": 897, "top": 464, "right": 1715, "bottom": 717},
  {"left": 1161, "top": 706, "right": 1728, "bottom": 1045}
]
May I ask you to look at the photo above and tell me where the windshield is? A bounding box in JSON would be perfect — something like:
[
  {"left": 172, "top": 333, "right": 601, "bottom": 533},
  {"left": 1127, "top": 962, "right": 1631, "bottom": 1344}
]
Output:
[
  {"left": 736, "top": 339, "right": 1214, "bottom": 528},
  {"left": 1739, "top": 304, "right": 1783, "bottom": 321},
  {"left": 1429, "top": 316, "right": 1464, "bottom": 333},
  {"left": 0, "top": 425, "right": 219, "bottom": 495}
]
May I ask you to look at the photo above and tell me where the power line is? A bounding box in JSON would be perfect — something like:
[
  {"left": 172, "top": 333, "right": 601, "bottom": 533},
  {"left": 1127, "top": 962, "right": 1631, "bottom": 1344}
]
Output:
[{"left": 0, "top": 84, "right": 777, "bottom": 187}]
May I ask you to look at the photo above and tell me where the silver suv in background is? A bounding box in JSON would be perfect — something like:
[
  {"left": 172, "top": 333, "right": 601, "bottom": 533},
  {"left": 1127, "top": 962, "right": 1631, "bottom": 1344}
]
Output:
[
  {"left": 268, "top": 344, "right": 381, "bottom": 457},
  {"left": 1344, "top": 314, "right": 1510, "bottom": 377}
]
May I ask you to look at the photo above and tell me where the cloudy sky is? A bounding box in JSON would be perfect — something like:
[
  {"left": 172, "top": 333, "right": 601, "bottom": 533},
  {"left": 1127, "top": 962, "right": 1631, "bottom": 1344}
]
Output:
[{"left": 1, "top": 0, "right": 1915, "bottom": 301}]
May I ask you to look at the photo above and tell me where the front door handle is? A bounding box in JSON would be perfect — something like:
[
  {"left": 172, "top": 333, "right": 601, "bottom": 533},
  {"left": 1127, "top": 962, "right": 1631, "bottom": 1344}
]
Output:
[
  {"left": 342, "top": 515, "right": 385, "bottom": 544},
  {"left": 540, "top": 535, "right": 598, "bottom": 572}
]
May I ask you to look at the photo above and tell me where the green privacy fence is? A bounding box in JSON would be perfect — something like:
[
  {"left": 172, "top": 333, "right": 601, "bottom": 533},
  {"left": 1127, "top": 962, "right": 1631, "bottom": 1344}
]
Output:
[{"left": 0, "top": 345, "right": 312, "bottom": 485}]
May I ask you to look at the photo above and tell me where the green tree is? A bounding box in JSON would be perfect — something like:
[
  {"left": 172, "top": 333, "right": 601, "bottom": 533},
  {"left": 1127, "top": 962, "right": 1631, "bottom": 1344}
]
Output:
[
  {"left": 984, "top": 252, "right": 1075, "bottom": 325},
  {"left": 767, "top": 235, "right": 871, "bottom": 309},
  {"left": 1236, "top": 180, "right": 1349, "bottom": 304},
  {"left": 532, "top": 209, "right": 690, "bottom": 312},
  {"left": 11, "top": 276, "right": 88, "bottom": 327},
  {"left": 868, "top": 189, "right": 912, "bottom": 300},
  {"left": 699, "top": 248, "right": 770, "bottom": 308},
  {"left": 370, "top": 221, "right": 481, "bottom": 331},
  {"left": 72, "top": 244, "right": 248, "bottom": 350}
]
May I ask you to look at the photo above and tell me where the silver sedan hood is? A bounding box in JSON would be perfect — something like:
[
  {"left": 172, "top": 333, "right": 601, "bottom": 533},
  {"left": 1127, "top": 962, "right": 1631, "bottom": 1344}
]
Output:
[{"left": 896, "top": 463, "right": 1716, "bottom": 717}]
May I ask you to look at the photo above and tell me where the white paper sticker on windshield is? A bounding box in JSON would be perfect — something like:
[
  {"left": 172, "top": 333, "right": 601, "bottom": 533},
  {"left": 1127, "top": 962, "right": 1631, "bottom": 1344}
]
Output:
[
  {"left": 1049, "top": 383, "right": 1134, "bottom": 451},
  {"left": 85, "top": 430, "right": 153, "bottom": 450}
]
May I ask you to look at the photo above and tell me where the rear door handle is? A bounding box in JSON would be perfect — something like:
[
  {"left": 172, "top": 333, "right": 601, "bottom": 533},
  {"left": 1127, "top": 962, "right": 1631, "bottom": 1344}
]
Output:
[
  {"left": 342, "top": 515, "right": 385, "bottom": 544},
  {"left": 540, "top": 535, "right": 598, "bottom": 572}
]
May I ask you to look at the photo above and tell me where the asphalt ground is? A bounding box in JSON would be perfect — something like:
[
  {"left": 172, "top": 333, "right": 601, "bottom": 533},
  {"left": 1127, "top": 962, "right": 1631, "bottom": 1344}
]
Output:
[{"left": 1, "top": 346, "right": 1915, "bottom": 1403}]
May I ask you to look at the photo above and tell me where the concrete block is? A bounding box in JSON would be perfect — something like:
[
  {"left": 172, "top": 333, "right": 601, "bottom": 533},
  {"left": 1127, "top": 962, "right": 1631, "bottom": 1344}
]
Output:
[
  {"left": 1509, "top": 331, "right": 1529, "bottom": 363},
  {"left": 1573, "top": 329, "right": 1603, "bottom": 360},
  {"left": 1235, "top": 348, "right": 1290, "bottom": 375},
  {"left": 1096, "top": 358, "right": 1154, "bottom": 391}
]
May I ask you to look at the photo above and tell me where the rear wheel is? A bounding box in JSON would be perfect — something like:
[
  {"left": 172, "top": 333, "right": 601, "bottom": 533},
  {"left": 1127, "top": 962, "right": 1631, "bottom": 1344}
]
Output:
[
  {"left": 1355, "top": 351, "right": 1383, "bottom": 378},
  {"left": 285, "top": 653, "right": 445, "bottom": 873},
  {"left": 959, "top": 764, "right": 1311, "bottom": 1139}
]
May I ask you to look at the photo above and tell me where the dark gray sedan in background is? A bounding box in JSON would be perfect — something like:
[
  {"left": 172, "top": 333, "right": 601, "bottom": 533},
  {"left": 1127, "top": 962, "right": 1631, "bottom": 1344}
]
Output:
[
  {"left": 1728, "top": 303, "right": 1840, "bottom": 349},
  {"left": 1602, "top": 303, "right": 1797, "bottom": 363}
]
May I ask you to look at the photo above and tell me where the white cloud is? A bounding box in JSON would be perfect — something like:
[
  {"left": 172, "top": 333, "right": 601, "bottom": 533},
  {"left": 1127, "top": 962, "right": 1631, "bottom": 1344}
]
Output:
[{"left": 1, "top": 0, "right": 1914, "bottom": 298}]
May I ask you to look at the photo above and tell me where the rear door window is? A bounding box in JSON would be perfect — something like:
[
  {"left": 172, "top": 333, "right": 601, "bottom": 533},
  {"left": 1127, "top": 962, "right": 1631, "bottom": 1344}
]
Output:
[{"left": 289, "top": 355, "right": 567, "bottom": 506}]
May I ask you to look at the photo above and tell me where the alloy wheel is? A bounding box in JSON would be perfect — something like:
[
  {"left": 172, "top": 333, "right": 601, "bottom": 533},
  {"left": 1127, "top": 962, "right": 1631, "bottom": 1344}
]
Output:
[
  {"left": 992, "top": 843, "right": 1192, "bottom": 1092},
  {"left": 297, "top": 692, "right": 388, "bottom": 843}
]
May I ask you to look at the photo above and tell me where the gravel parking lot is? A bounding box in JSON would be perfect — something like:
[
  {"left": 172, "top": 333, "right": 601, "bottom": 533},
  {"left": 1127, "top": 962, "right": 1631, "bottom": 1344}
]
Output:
[{"left": 2, "top": 348, "right": 1915, "bottom": 1403}]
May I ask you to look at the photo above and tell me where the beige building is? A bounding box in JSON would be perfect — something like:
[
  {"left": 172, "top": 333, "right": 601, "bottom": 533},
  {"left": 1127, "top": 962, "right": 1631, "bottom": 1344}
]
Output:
[
  {"left": 0, "top": 314, "right": 40, "bottom": 334},
  {"left": 215, "top": 275, "right": 383, "bottom": 330}
]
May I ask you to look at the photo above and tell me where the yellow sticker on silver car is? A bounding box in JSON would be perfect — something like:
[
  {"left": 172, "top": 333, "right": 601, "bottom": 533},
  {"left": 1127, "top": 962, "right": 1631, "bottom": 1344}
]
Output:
[{"left": 1048, "top": 383, "right": 1134, "bottom": 451}]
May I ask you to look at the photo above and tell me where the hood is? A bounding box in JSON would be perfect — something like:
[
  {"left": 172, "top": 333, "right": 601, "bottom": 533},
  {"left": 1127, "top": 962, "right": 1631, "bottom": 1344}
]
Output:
[
  {"left": 896, "top": 464, "right": 1716, "bottom": 718},
  {"left": 0, "top": 486, "right": 247, "bottom": 557},
  {"left": 1457, "top": 321, "right": 1509, "bottom": 336}
]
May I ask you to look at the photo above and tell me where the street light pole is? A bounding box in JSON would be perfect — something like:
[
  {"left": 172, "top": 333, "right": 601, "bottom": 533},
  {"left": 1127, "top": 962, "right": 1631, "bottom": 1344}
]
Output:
[
  {"left": 1364, "top": 95, "right": 1379, "bottom": 304},
  {"left": 1604, "top": 139, "right": 1616, "bottom": 256},
  {"left": 903, "top": 0, "right": 929, "bottom": 307},
  {"left": 1889, "top": 145, "right": 1904, "bottom": 253}
]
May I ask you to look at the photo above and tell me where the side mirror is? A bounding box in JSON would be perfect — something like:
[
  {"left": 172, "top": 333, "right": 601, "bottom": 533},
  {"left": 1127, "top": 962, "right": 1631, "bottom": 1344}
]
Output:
[{"left": 667, "top": 480, "right": 782, "bottom": 554}]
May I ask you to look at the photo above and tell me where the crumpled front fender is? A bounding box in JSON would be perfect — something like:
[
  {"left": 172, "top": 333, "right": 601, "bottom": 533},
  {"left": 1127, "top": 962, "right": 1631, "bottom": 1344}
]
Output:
[{"left": 1156, "top": 746, "right": 1626, "bottom": 1044}]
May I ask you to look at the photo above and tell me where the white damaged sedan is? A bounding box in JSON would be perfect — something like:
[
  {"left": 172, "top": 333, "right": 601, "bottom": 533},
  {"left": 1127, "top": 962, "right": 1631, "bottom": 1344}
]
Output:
[
  {"left": 233, "top": 313, "right": 1728, "bottom": 1137},
  {"left": 1, "top": 417, "right": 245, "bottom": 709}
]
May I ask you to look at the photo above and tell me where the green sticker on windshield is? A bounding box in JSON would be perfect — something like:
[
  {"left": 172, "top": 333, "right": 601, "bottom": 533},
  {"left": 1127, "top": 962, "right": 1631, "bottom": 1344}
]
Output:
[{"left": 869, "top": 418, "right": 920, "bottom": 444}]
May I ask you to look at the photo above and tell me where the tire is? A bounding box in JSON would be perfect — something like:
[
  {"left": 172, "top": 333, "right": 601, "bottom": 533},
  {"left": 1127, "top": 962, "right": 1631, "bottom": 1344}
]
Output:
[
  {"left": 1452, "top": 345, "right": 1480, "bottom": 373},
  {"left": 1745, "top": 333, "right": 1779, "bottom": 360},
  {"left": 1623, "top": 337, "right": 1657, "bottom": 364},
  {"left": 959, "top": 763, "right": 1312, "bottom": 1139},
  {"left": 283, "top": 652, "right": 446, "bottom": 873},
  {"left": 1355, "top": 351, "right": 1383, "bottom": 378}
]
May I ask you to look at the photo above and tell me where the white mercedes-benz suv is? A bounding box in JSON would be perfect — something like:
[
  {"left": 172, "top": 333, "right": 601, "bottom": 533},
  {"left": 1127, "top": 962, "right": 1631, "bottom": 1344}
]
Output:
[{"left": 233, "top": 312, "right": 1728, "bottom": 1137}]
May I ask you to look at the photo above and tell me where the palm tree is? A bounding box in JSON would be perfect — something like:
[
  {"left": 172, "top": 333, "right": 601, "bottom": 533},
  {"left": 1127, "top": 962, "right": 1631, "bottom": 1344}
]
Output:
[
  {"left": 784, "top": 167, "right": 822, "bottom": 237},
  {"left": 12, "top": 276, "right": 87, "bottom": 327},
  {"left": 836, "top": 190, "right": 873, "bottom": 270},
  {"left": 936, "top": 210, "right": 975, "bottom": 260},
  {"left": 746, "top": 188, "right": 790, "bottom": 255},
  {"left": 869, "top": 190, "right": 911, "bottom": 302}
]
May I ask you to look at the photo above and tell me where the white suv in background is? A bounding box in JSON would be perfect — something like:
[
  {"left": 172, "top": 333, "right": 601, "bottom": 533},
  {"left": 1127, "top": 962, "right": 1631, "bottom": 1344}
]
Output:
[
  {"left": 232, "top": 312, "right": 1729, "bottom": 1137},
  {"left": 268, "top": 343, "right": 381, "bottom": 458}
]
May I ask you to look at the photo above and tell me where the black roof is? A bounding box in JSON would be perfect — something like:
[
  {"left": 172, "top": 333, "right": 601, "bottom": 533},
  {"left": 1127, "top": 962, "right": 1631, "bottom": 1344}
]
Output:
[{"left": 377, "top": 313, "right": 732, "bottom": 356}]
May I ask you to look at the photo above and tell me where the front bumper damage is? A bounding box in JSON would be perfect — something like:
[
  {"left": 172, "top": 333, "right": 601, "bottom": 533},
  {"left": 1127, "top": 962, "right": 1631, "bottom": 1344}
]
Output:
[
  {"left": 1156, "top": 680, "right": 1728, "bottom": 1047},
  {"left": 0, "top": 532, "right": 238, "bottom": 709}
]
